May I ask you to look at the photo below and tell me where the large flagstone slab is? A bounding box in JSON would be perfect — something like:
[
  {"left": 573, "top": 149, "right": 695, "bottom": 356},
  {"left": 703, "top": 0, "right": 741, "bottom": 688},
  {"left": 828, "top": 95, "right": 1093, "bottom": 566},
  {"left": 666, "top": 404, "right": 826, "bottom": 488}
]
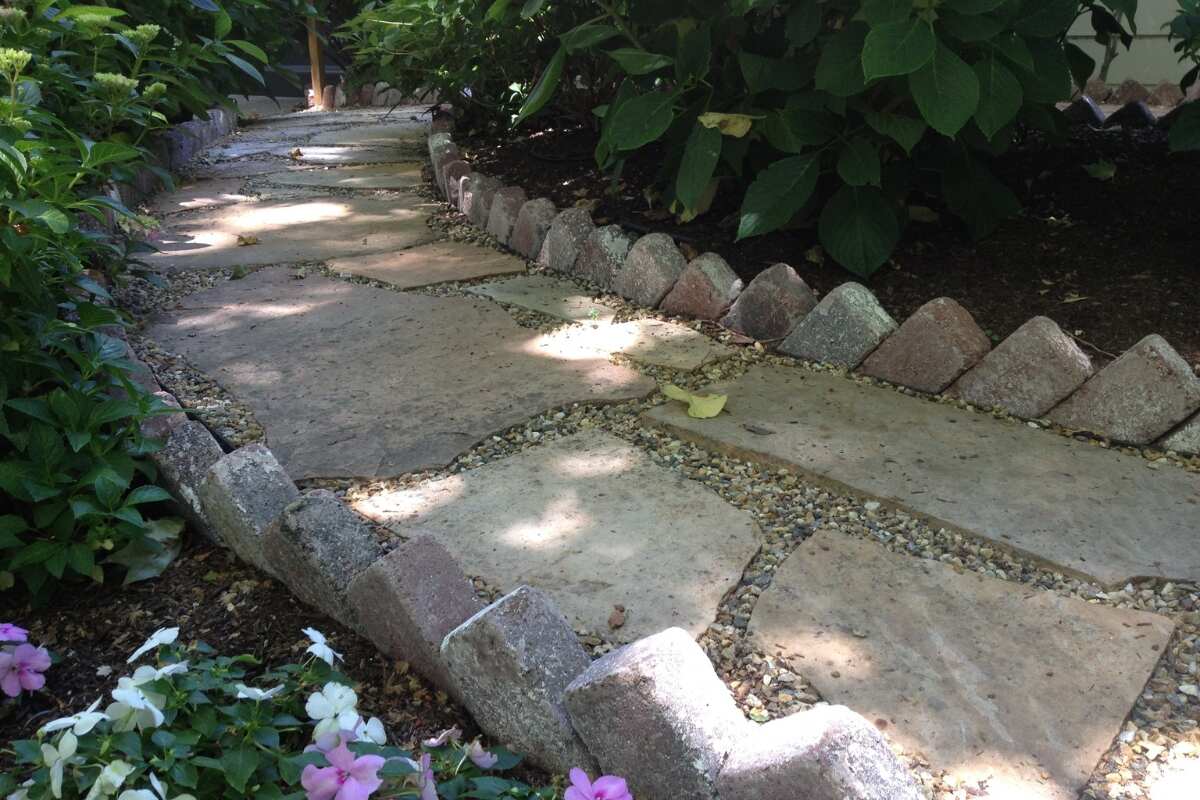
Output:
[
  {"left": 644, "top": 366, "right": 1200, "bottom": 585},
  {"left": 265, "top": 163, "right": 423, "bottom": 190},
  {"left": 308, "top": 122, "right": 429, "bottom": 147},
  {"left": 465, "top": 275, "right": 617, "bottom": 323},
  {"left": 294, "top": 144, "right": 423, "bottom": 165},
  {"left": 188, "top": 159, "right": 298, "bottom": 179},
  {"left": 144, "top": 270, "right": 654, "bottom": 479},
  {"left": 327, "top": 240, "right": 524, "bottom": 288},
  {"left": 355, "top": 431, "right": 761, "bottom": 642},
  {"left": 141, "top": 195, "right": 440, "bottom": 270},
  {"left": 530, "top": 318, "right": 737, "bottom": 371},
  {"left": 750, "top": 531, "right": 1173, "bottom": 800},
  {"left": 147, "top": 179, "right": 252, "bottom": 217}
]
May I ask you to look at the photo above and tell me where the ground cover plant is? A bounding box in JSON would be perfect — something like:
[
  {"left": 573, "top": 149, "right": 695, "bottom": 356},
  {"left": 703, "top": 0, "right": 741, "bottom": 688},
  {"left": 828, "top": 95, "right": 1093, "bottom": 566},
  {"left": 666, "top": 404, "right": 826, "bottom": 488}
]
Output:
[
  {"left": 0, "top": 626, "right": 578, "bottom": 800},
  {"left": 0, "top": 1, "right": 270, "bottom": 601}
]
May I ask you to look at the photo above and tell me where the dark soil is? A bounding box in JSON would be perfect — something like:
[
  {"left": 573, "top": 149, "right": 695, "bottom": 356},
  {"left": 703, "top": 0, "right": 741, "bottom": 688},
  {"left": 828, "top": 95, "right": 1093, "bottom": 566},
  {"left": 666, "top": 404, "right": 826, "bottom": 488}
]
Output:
[
  {"left": 462, "top": 122, "right": 1200, "bottom": 368},
  {"left": 0, "top": 538, "right": 474, "bottom": 751}
]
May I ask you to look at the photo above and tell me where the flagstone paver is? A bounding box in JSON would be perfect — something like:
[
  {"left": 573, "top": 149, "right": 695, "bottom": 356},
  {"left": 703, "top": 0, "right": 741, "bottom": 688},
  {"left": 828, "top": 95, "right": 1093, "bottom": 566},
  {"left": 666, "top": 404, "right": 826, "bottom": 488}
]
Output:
[
  {"left": 327, "top": 240, "right": 525, "bottom": 288},
  {"left": 749, "top": 531, "right": 1174, "bottom": 800},
  {"left": 147, "top": 179, "right": 252, "bottom": 217},
  {"left": 531, "top": 318, "right": 737, "bottom": 371},
  {"left": 187, "top": 159, "right": 299, "bottom": 179},
  {"left": 307, "top": 121, "right": 430, "bottom": 146},
  {"left": 465, "top": 275, "right": 616, "bottom": 323},
  {"left": 354, "top": 431, "right": 762, "bottom": 642},
  {"left": 142, "top": 195, "right": 440, "bottom": 270},
  {"left": 263, "top": 163, "right": 424, "bottom": 190},
  {"left": 294, "top": 144, "right": 423, "bottom": 165},
  {"left": 145, "top": 269, "right": 654, "bottom": 479},
  {"left": 644, "top": 365, "right": 1200, "bottom": 585}
]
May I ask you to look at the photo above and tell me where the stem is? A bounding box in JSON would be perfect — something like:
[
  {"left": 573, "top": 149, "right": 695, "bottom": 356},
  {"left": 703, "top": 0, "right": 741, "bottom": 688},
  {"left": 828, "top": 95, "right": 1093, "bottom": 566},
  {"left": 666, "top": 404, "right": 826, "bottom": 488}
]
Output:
[{"left": 593, "top": 0, "right": 642, "bottom": 49}]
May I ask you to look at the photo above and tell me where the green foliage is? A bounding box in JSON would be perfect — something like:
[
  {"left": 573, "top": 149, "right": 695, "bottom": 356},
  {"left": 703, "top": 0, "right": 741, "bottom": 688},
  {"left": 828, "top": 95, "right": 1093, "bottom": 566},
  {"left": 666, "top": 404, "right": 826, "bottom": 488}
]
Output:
[
  {"left": 1168, "top": 0, "right": 1200, "bottom": 151},
  {"left": 504, "top": 0, "right": 1137, "bottom": 277},
  {"left": 0, "top": 629, "right": 558, "bottom": 800},
  {"left": 339, "top": 0, "right": 598, "bottom": 131},
  {"left": 0, "top": 2, "right": 270, "bottom": 599}
]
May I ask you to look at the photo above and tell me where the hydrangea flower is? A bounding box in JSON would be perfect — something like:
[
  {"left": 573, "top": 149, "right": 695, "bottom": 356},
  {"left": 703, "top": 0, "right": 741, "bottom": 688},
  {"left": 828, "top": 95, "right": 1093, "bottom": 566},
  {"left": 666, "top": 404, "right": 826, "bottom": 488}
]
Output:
[
  {"left": 0, "top": 623, "right": 28, "bottom": 642},
  {"left": 303, "top": 628, "right": 342, "bottom": 667},
  {"left": 306, "top": 683, "right": 360, "bottom": 740},
  {"left": 127, "top": 628, "right": 178, "bottom": 663},
  {"left": 564, "top": 768, "right": 632, "bottom": 800},
  {"left": 0, "top": 643, "right": 50, "bottom": 697},
  {"left": 39, "top": 698, "right": 108, "bottom": 737},
  {"left": 0, "top": 48, "right": 32, "bottom": 81},
  {"left": 301, "top": 740, "right": 385, "bottom": 800},
  {"left": 466, "top": 739, "right": 498, "bottom": 770},
  {"left": 92, "top": 72, "right": 138, "bottom": 103},
  {"left": 127, "top": 24, "right": 160, "bottom": 48}
]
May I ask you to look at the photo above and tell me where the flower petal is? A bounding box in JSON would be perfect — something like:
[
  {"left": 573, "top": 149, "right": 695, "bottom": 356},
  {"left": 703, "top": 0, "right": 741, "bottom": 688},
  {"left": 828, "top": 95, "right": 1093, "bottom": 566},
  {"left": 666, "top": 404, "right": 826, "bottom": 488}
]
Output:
[{"left": 301, "top": 765, "right": 343, "bottom": 800}]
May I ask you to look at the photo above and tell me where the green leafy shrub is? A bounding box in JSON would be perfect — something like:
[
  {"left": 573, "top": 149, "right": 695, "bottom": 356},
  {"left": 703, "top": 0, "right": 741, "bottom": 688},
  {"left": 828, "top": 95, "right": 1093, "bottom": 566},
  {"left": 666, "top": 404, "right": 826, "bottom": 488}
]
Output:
[
  {"left": 0, "top": 3, "right": 269, "bottom": 600},
  {"left": 508, "top": 0, "right": 1138, "bottom": 277},
  {"left": 1168, "top": 0, "right": 1200, "bottom": 151},
  {"left": 340, "top": 0, "right": 600, "bottom": 131},
  {"left": 0, "top": 626, "right": 559, "bottom": 800}
]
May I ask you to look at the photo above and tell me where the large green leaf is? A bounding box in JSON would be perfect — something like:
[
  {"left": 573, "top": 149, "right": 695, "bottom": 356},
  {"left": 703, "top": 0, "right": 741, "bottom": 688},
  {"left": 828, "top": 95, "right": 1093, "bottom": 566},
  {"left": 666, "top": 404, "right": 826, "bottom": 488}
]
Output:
[
  {"left": 939, "top": 10, "right": 1008, "bottom": 42},
  {"left": 736, "top": 154, "right": 820, "bottom": 240},
  {"left": 609, "top": 91, "right": 676, "bottom": 151},
  {"left": 862, "top": 110, "right": 927, "bottom": 153},
  {"left": 942, "top": 151, "right": 1020, "bottom": 239},
  {"left": 608, "top": 48, "right": 673, "bottom": 76},
  {"left": 815, "top": 23, "right": 869, "bottom": 97},
  {"left": 863, "top": 18, "right": 936, "bottom": 80},
  {"left": 760, "top": 107, "right": 840, "bottom": 152},
  {"left": 676, "top": 124, "right": 722, "bottom": 212},
  {"left": 1012, "top": 0, "right": 1078, "bottom": 38},
  {"left": 1, "top": 200, "right": 70, "bottom": 234},
  {"left": 675, "top": 25, "right": 711, "bottom": 85},
  {"left": 222, "top": 53, "right": 264, "bottom": 86},
  {"left": 862, "top": 0, "right": 912, "bottom": 25},
  {"left": 515, "top": 47, "right": 565, "bottom": 124},
  {"left": 786, "top": 2, "right": 822, "bottom": 47},
  {"left": 991, "top": 32, "right": 1035, "bottom": 72},
  {"left": 837, "top": 137, "right": 882, "bottom": 187},
  {"left": 948, "top": 0, "right": 1009, "bottom": 13},
  {"left": 818, "top": 185, "right": 900, "bottom": 277},
  {"left": 561, "top": 23, "right": 618, "bottom": 51},
  {"left": 909, "top": 42, "right": 980, "bottom": 136},
  {"left": 973, "top": 55, "right": 1023, "bottom": 140},
  {"left": 739, "top": 52, "right": 808, "bottom": 92},
  {"left": 1168, "top": 103, "right": 1200, "bottom": 152},
  {"left": 1020, "top": 39, "right": 1072, "bottom": 103},
  {"left": 1064, "top": 42, "right": 1096, "bottom": 90},
  {"left": 221, "top": 746, "right": 260, "bottom": 793}
]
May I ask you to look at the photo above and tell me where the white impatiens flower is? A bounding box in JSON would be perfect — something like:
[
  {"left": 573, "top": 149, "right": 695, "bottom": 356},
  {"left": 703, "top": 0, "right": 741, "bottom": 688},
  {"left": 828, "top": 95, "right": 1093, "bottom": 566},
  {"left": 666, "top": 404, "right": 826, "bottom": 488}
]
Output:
[
  {"left": 84, "top": 761, "right": 135, "bottom": 800},
  {"left": 235, "top": 684, "right": 284, "bottom": 702},
  {"left": 40, "top": 731, "right": 78, "bottom": 799},
  {"left": 354, "top": 716, "right": 387, "bottom": 745},
  {"left": 39, "top": 698, "right": 108, "bottom": 737},
  {"left": 6, "top": 779, "right": 33, "bottom": 800},
  {"left": 302, "top": 628, "right": 342, "bottom": 667},
  {"left": 126, "top": 628, "right": 179, "bottom": 663},
  {"left": 148, "top": 772, "right": 197, "bottom": 800},
  {"left": 106, "top": 680, "right": 165, "bottom": 733},
  {"left": 305, "top": 682, "right": 359, "bottom": 739}
]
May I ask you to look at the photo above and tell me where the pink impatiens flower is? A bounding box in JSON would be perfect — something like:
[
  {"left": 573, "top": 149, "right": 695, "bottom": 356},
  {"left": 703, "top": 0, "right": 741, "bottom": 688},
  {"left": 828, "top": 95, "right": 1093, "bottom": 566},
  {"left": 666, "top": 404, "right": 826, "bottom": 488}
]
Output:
[
  {"left": 466, "top": 739, "right": 498, "bottom": 769},
  {"left": 0, "top": 643, "right": 50, "bottom": 697},
  {"left": 301, "top": 741, "right": 385, "bottom": 800},
  {"left": 565, "top": 768, "right": 633, "bottom": 800},
  {"left": 0, "top": 623, "right": 28, "bottom": 643}
]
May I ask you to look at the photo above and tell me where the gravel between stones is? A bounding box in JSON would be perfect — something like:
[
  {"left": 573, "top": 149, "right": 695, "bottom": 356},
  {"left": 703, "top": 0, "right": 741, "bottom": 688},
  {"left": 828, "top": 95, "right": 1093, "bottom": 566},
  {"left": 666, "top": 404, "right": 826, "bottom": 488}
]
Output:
[{"left": 119, "top": 122, "right": 1200, "bottom": 800}]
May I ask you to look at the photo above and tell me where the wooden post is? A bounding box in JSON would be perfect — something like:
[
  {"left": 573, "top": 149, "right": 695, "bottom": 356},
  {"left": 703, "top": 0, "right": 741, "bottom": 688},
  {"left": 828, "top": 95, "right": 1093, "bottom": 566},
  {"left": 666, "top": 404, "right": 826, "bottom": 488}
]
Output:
[{"left": 306, "top": 16, "right": 324, "bottom": 108}]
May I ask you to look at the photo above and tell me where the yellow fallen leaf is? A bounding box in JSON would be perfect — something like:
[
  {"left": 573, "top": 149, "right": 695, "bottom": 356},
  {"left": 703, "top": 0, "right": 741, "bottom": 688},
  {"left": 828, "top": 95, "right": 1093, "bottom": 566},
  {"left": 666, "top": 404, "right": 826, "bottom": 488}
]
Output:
[
  {"left": 662, "top": 384, "right": 728, "bottom": 419},
  {"left": 289, "top": 147, "right": 303, "bottom": 160},
  {"left": 697, "top": 112, "right": 757, "bottom": 138},
  {"left": 236, "top": 235, "right": 259, "bottom": 246}
]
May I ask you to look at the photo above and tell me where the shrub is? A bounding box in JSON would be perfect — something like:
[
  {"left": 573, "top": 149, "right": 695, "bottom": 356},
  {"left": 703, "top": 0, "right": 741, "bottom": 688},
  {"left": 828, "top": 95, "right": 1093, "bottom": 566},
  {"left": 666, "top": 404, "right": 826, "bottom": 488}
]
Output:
[
  {"left": 339, "top": 0, "right": 600, "bottom": 131},
  {"left": 0, "top": 3, "right": 267, "bottom": 600},
  {"left": 1168, "top": 1, "right": 1200, "bottom": 151},
  {"left": 506, "top": 1, "right": 1139, "bottom": 277},
  {"left": 0, "top": 627, "right": 561, "bottom": 800}
]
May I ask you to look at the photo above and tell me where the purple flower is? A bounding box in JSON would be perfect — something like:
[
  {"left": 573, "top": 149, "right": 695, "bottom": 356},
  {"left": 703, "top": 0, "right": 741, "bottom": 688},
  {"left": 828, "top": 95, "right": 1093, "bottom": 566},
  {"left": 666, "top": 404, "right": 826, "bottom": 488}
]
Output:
[
  {"left": 0, "top": 644, "right": 50, "bottom": 697},
  {"left": 301, "top": 740, "right": 385, "bottom": 800},
  {"left": 466, "top": 739, "right": 498, "bottom": 770},
  {"left": 0, "top": 623, "right": 28, "bottom": 643},
  {"left": 565, "top": 768, "right": 633, "bottom": 800},
  {"left": 409, "top": 753, "right": 437, "bottom": 800},
  {"left": 421, "top": 726, "right": 461, "bottom": 748}
]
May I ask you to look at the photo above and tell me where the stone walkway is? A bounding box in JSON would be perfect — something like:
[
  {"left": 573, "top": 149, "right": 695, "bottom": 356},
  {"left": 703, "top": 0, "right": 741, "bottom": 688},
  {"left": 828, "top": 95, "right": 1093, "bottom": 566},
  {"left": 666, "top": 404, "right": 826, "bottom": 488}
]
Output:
[{"left": 136, "top": 105, "right": 1199, "bottom": 799}]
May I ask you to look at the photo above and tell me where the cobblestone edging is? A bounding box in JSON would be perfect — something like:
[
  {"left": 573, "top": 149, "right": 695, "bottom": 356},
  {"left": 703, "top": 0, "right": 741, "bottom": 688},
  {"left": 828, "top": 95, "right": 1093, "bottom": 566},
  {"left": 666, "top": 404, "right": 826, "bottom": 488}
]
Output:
[
  {"left": 141, "top": 400, "right": 922, "bottom": 800},
  {"left": 425, "top": 127, "right": 1200, "bottom": 458},
  {"left": 110, "top": 106, "right": 238, "bottom": 210}
]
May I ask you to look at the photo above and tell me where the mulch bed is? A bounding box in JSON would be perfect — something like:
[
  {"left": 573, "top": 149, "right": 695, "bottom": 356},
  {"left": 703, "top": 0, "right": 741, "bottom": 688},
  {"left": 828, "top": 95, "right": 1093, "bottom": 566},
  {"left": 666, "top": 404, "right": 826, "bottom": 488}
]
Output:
[
  {"left": 0, "top": 538, "right": 472, "bottom": 751},
  {"left": 462, "top": 122, "right": 1200, "bottom": 368}
]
